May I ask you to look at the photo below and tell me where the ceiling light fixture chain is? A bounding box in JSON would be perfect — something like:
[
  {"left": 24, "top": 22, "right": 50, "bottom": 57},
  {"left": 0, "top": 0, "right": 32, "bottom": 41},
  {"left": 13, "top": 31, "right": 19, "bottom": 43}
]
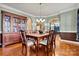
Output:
[
  {"left": 36, "top": 3, "right": 45, "bottom": 22},
  {"left": 40, "top": 3, "right": 41, "bottom": 18}
]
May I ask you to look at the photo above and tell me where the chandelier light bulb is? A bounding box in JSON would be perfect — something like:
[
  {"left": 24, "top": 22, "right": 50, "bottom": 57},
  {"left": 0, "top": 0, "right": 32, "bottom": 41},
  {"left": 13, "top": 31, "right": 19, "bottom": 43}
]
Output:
[{"left": 36, "top": 19, "right": 40, "bottom": 22}]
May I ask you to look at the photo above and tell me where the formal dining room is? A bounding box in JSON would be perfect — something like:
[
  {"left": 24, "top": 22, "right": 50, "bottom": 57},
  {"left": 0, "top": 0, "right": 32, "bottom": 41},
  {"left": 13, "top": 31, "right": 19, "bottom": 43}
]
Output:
[{"left": 0, "top": 3, "right": 79, "bottom": 56}]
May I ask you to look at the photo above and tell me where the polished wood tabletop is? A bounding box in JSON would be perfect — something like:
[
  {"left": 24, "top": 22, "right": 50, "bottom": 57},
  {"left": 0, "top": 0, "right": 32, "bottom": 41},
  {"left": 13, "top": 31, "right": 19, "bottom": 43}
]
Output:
[{"left": 26, "top": 33, "right": 49, "bottom": 38}]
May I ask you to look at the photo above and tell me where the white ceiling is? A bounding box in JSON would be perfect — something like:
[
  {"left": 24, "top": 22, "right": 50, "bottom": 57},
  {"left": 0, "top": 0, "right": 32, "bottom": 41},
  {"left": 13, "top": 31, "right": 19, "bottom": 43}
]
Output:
[{"left": 2, "top": 3, "right": 77, "bottom": 16}]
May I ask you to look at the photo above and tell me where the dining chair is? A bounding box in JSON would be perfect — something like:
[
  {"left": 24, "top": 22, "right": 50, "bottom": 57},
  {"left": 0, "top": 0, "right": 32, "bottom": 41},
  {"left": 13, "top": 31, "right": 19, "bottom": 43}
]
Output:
[
  {"left": 50, "top": 30, "right": 56, "bottom": 56},
  {"left": 39, "top": 30, "right": 56, "bottom": 56},
  {"left": 20, "top": 30, "right": 36, "bottom": 56}
]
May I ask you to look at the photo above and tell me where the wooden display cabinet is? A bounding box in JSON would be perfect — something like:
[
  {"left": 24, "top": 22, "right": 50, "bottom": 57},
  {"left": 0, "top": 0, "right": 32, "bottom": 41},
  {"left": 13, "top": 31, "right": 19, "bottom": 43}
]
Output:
[{"left": 2, "top": 11, "right": 27, "bottom": 47}]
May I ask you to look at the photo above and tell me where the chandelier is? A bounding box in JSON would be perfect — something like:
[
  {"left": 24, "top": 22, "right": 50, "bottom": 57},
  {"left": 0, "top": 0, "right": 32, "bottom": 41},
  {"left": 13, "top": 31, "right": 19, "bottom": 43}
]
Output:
[{"left": 36, "top": 3, "right": 45, "bottom": 22}]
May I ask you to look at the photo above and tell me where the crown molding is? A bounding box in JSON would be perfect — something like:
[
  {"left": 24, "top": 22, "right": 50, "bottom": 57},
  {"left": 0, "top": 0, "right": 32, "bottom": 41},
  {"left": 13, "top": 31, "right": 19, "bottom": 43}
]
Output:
[
  {"left": 48, "top": 6, "right": 77, "bottom": 17},
  {"left": 35, "top": 5, "right": 77, "bottom": 17},
  {"left": 0, "top": 4, "right": 48, "bottom": 17},
  {"left": 0, "top": 4, "right": 35, "bottom": 17}
]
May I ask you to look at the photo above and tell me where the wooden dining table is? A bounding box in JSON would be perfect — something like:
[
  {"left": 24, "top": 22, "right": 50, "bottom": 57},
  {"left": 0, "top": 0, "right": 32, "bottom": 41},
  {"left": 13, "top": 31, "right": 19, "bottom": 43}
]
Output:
[{"left": 26, "top": 32, "right": 49, "bottom": 56}]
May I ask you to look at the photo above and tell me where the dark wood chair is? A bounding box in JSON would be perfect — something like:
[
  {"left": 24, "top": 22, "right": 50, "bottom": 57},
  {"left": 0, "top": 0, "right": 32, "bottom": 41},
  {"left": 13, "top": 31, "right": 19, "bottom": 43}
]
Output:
[
  {"left": 20, "top": 30, "right": 36, "bottom": 56},
  {"left": 50, "top": 30, "right": 56, "bottom": 56},
  {"left": 39, "top": 30, "right": 56, "bottom": 56}
]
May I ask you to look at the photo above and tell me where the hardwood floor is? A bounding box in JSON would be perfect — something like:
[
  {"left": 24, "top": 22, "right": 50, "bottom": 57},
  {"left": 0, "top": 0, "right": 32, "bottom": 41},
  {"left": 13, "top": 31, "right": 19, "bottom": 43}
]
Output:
[{"left": 0, "top": 35, "right": 79, "bottom": 56}]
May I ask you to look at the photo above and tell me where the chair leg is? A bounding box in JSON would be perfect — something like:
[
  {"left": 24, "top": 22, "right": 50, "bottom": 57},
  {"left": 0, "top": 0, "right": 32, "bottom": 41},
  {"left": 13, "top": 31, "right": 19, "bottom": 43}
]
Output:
[
  {"left": 53, "top": 45, "right": 55, "bottom": 56},
  {"left": 22, "top": 44, "right": 23, "bottom": 55},
  {"left": 22, "top": 44, "right": 27, "bottom": 56},
  {"left": 22, "top": 45, "right": 24, "bottom": 55},
  {"left": 46, "top": 46, "right": 49, "bottom": 56},
  {"left": 52, "top": 43, "right": 55, "bottom": 56},
  {"left": 54, "top": 45, "right": 56, "bottom": 56},
  {"left": 27, "top": 46, "right": 30, "bottom": 56},
  {"left": 22, "top": 44, "right": 25, "bottom": 55},
  {"left": 50, "top": 45, "right": 52, "bottom": 56},
  {"left": 43, "top": 45, "right": 46, "bottom": 56},
  {"left": 54, "top": 41, "right": 56, "bottom": 56},
  {"left": 25, "top": 45, "right": 27, "bottom": 55},
  {"left": 34, "top": 44, "right": 37, "bottom": 56}
]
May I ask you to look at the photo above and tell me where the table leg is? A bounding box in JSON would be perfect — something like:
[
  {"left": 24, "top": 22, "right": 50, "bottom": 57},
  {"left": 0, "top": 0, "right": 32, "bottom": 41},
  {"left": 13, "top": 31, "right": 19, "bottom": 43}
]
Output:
[{"left": 36, "top": 38, "right": 39, "bottom": 56}]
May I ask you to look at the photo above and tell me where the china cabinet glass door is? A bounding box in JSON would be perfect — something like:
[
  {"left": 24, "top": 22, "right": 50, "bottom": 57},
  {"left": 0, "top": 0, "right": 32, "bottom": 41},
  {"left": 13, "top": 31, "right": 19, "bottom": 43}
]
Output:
[
  {"left": 13, "top": 17, "right": 18, "bottom": 32},
  {"left": 13, "top": 18, "right": 26, "bottom": 32},
  {"left": 20, "top": 20, "right": 26, "bottom": 31},
  {"left": 4, "top": 15, "right": 11, "bottom": 33}
]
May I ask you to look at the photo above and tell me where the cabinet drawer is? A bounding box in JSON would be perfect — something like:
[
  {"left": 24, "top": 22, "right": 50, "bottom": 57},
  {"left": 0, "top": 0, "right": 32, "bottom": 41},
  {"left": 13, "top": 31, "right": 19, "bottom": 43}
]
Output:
[{"left": 3, "top": 33, "right": 21, "bottom": 46}]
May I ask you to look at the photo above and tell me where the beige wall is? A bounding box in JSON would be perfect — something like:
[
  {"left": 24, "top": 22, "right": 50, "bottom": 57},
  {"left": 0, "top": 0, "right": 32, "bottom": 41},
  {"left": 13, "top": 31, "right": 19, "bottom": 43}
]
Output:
[{"left": 27, "top": 17, "right": 32, "bottom": 30}]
